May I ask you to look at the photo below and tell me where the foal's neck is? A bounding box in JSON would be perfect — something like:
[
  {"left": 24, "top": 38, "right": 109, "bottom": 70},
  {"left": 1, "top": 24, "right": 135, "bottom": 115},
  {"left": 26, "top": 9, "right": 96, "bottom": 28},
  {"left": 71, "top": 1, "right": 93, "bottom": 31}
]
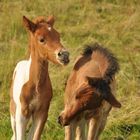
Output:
[{"left": 29, "top": 44, "right": 49, "bottom": 87}]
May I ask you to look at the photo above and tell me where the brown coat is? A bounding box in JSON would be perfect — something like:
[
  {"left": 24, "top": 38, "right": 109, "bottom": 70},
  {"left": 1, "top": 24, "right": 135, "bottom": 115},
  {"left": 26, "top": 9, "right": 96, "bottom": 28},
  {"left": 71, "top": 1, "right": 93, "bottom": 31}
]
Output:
[
  {"left": 59, "top": 43, "right": 121, "bottom": 140},
  {"left": 10, "top": 15, "right": 69, "bottom": 140}
]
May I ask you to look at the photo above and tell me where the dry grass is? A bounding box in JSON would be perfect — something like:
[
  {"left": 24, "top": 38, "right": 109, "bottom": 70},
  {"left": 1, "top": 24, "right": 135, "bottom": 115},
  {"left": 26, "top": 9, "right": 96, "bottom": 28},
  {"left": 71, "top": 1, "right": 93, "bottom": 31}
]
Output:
[{"left": 0, "top": 0, "right": 140, "bottom": 139}]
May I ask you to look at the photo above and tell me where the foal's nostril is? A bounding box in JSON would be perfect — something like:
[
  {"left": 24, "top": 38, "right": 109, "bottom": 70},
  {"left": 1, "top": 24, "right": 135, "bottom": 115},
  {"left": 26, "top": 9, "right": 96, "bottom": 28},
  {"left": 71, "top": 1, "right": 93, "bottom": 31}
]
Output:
[
  {"left": 58, "top": 116, "right": 63, "bottom": 125},
  {"left": 58, "top": 51, "right": 69, "bottom": 57},
  {"left": 58, "top": 51, "right": 62, "bottom": 57}
]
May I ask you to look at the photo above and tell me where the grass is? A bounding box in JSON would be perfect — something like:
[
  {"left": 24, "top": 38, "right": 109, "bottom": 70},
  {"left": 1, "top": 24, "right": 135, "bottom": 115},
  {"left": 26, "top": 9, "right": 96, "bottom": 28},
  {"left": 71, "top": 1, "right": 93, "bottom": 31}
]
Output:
[{"left": 0, "top": 0, "right": 140, "bottom": 139}]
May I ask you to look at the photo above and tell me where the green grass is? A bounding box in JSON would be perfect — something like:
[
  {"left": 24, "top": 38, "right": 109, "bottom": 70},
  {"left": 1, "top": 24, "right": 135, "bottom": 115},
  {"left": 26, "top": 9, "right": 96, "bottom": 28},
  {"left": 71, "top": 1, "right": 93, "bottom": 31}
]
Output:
[{"left": 0, "top": 0, "right": 140, "bottom": 139}]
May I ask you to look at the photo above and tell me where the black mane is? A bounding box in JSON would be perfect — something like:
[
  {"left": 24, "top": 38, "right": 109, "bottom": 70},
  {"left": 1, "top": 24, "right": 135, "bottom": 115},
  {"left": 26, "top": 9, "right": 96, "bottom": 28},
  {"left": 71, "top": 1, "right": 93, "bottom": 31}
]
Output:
[{"left": 82, "top": 43, "right": 120, "bottom": 83}]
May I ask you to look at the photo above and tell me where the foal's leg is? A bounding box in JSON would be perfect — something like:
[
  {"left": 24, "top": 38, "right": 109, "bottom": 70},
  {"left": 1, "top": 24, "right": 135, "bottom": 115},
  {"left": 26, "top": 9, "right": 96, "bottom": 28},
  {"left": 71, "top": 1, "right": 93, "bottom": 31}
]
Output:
[
  {"left": 75, "top": 118, "right": 86, "bottom": 140},
  {"left": 64, "top": 119, "right": 86, "bottom": 140},
  {"left": 87, "top": 116, "right": 101, "bottom": 140},
  {"left": 29, "top": 110, "right": 48, "bottom": 140},
  {"left": 27, "top": 114, "right": 45, "bottom": 140},
  {"left": 10, "top": 100, "right": 16, "bottom": 140},
  {"left": 15, "top": 104, "right": 29, "bottom": 140},
  {"left": 10, "top": 115, "right": 16, "bottom": 140},
  {"left": 64, "top": 121, "right": 77, "bottom": 140},
  {"left": 65, "top": 125, "right": 74, "bottom": 140},
  {"left": 96, "top": 102, "right": 112, "bottom": 139},
  {"left": 87, "top": 102, "right": 111, "bottom": 140},
  {"left": 27, "top": 117, "right": 36, "bottom": 140}
]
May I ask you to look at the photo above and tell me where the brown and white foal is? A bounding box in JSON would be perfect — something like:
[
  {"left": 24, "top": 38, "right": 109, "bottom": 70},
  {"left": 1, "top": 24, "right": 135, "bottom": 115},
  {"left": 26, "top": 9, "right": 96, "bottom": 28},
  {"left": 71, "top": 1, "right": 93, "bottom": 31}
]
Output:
[
  {"left": 10, "top": 16, "right": 69, "bottom": 140},
  {"left": 59, "top": 44, "right": 121, "bottom": 140}
]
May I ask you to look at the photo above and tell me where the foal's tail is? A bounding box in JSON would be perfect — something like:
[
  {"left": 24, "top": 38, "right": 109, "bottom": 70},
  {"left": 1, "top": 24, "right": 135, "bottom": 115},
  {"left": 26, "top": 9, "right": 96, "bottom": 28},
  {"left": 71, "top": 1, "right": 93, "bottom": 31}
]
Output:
[{"left": 82, "top": 43, "right": 120, "bottom": 83}]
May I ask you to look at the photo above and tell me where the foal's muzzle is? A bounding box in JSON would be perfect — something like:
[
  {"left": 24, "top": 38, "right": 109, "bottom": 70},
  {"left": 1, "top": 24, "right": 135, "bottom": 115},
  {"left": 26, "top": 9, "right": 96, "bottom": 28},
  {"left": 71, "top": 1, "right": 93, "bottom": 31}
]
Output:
[
  {"left": 58, "top": 115, "right": 69, "bottom": 126},
  {"left": 57, "top": 50, "right": 70, "bottom": 65}
]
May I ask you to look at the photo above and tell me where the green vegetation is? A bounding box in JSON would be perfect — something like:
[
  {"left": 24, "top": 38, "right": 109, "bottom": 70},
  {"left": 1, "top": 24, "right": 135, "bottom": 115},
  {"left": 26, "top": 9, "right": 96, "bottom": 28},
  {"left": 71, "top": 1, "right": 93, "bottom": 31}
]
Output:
[{"left": 0, "top": 0, "right": 140, "bottom": 139}]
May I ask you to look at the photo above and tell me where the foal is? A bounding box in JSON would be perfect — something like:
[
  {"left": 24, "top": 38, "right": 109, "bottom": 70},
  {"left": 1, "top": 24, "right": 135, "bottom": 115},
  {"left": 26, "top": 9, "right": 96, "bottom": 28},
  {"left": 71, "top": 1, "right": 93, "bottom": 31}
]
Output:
[
  {"left": 59, "top": 44, "right": 121, "bottom": 140},
  {"left": 10, "top": 15, "right": 69, "bottom": 140}
]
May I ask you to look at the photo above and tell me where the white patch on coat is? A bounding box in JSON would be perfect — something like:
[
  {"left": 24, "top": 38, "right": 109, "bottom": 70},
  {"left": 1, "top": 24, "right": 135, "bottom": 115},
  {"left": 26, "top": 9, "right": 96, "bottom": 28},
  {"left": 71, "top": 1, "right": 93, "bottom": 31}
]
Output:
[
  {"left": 15, "top": 103, "right": 28, "bottom": 140},
  {"left": 48, "top": 26, "right": 51, "bottom": 31},
  {"left": 12, "top": 57, "right": 31, "bottom": 140},
  {"left": 10, "top": 115, "right": 16, "bottom": 140},
  {"left": 13, "top": 57, "right": 31, "bottom": 105}
]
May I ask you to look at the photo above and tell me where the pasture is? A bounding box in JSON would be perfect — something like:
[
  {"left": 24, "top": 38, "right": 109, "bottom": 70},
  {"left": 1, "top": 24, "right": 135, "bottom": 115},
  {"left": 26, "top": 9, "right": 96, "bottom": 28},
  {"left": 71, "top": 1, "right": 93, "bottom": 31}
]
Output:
[{"left": 0, "top": 0, "right": 140, "bottom": 139}]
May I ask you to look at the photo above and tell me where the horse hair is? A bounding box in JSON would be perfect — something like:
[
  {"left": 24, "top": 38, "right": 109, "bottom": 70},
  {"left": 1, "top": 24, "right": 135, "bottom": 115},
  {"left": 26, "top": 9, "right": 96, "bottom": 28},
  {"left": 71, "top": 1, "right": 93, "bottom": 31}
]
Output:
[{"left": 82, "top": 43, "right": 120, "bottom": 83}]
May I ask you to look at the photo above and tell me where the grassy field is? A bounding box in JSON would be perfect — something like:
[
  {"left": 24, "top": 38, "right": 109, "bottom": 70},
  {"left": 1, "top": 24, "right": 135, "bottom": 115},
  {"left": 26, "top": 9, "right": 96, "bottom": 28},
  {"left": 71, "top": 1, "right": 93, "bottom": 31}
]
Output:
[{"left": 0, "top": 0, "right": 140, "bottom": 139}]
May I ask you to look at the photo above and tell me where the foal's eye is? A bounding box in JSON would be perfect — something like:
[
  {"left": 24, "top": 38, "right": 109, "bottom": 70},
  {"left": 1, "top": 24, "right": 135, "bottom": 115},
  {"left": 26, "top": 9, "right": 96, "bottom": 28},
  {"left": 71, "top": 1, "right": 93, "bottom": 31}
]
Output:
[
  {"left": 75, "top": 94, "right": 81, "bottom": 100},
  {"left": 75, "top": 95, "right": 79, "bottom": 100},
  {"left": 39, "top": 37, "right": 46, "bottom": 44}
]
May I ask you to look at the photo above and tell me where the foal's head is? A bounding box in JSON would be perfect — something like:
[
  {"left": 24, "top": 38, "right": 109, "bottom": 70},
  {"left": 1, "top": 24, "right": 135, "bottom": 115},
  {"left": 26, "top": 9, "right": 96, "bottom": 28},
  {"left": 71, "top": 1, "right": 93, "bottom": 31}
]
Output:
[
  {"left": 58, "top": 77, "right": 121, "bottom": 126},
  {"left": 58, "top": 44, "right": 121, "bottom": 126},
  {"left": 23, "top": 16, "right": 69, "bottom": 65}
]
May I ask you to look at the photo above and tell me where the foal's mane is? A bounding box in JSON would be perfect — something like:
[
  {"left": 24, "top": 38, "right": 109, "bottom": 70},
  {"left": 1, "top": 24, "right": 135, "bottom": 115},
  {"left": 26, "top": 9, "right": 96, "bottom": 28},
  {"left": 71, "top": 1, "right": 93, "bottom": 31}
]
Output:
[
  {"left": 33, "top": 16, "right": 47, "bottom": 24},
  {"left": 82, "top": 43, "right": 119, "bottom": 83}
]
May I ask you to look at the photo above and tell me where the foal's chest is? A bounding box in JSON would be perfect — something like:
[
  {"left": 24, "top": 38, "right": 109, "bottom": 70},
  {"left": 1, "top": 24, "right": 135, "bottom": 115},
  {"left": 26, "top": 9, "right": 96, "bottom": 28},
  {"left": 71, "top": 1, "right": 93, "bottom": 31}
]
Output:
[
  {"left": 27, "top": 88, "right": 50, "bottom": 113},
  {"left": 29, "top": 94, "right": 41, "bottom": 112}
]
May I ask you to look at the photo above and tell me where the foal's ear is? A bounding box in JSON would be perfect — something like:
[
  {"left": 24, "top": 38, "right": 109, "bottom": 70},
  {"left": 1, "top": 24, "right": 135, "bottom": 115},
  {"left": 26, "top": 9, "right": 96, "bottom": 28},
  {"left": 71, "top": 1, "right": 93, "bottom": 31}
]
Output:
[
  {"left": 47, "top": 15, "right": 55, "bottom": 26},
  {"left": 86, "top": 76, "right": 121, "bottom": 108},
  {"left": 105, "top": 92, "right": 121, "bottom": 108},
  {"left": 23, "top": 16, "right": 37, "bottom": 32}
]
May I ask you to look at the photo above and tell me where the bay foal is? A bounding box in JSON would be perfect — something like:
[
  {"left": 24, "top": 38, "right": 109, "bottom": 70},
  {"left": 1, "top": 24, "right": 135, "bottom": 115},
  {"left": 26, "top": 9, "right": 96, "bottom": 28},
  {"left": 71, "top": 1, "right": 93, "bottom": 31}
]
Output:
[
  {"left": 10, "top": 16, "right": 69, "bottom": 140},
  {"left": 59, "top": 44, "right": 121, "bottom": 140}
]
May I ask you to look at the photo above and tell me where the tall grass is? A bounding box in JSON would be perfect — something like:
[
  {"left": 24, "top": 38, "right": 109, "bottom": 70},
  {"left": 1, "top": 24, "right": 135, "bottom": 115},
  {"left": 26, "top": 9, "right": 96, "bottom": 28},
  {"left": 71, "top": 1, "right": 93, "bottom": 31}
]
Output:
[{"left": 0, "top": 0, "right": 140, "bottom": 139}]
